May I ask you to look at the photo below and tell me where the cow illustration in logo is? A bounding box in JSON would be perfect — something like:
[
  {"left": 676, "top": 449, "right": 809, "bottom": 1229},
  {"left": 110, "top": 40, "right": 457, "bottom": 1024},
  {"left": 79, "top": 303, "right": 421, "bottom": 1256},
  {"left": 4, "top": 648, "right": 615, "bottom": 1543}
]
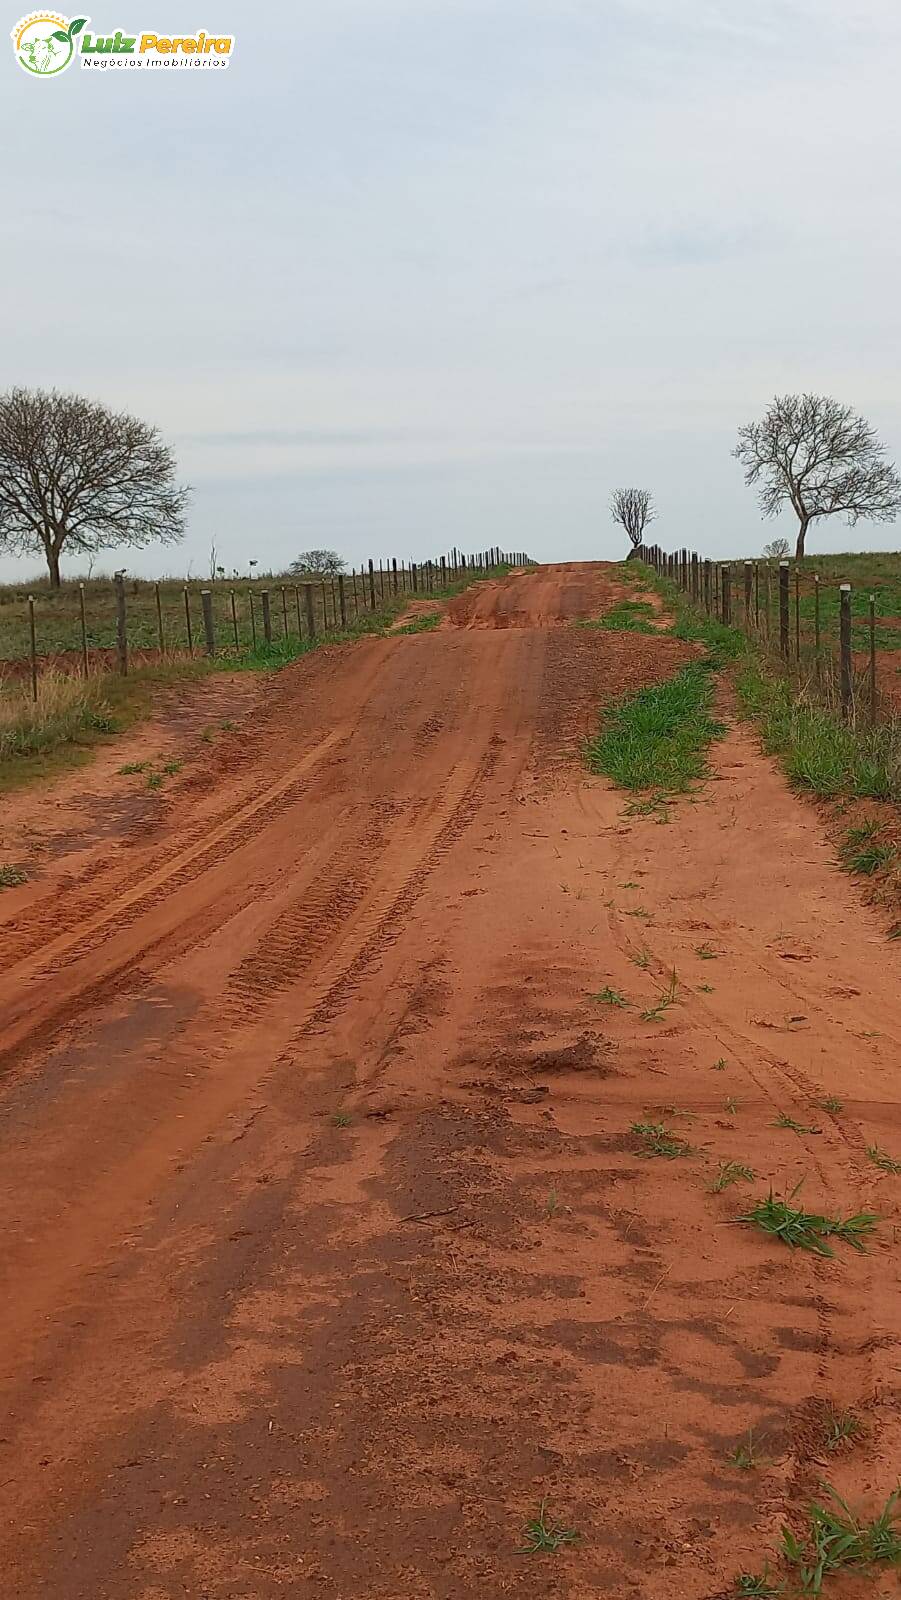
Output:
[{"left": 12, "top": 13, "right": 87, "bottom": 75}]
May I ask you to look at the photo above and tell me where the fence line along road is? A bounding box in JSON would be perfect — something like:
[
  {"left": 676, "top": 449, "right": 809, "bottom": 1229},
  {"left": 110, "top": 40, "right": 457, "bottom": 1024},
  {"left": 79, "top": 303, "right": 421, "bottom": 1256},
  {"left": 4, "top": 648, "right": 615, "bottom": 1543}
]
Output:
[
  {"left": 641, "top": 541, "right": 889, "bottom": 728},
  {"left": 5, "top": 548, "right": 531, "bottom": 699}
]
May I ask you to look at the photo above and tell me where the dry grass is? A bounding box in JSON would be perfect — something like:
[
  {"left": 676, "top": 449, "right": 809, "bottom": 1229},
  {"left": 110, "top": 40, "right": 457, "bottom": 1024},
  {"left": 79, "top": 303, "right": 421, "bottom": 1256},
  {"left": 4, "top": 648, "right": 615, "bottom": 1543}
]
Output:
[{"left": 0, "top": 668, "right": 115, "bottom": 763}]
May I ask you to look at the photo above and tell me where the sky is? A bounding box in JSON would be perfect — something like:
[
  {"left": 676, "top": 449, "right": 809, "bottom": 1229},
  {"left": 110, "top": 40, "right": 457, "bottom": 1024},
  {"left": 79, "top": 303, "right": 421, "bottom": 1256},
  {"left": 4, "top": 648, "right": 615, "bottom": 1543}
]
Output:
[{"left": 2, "top": 0, "right": 901, "bottom": 580}]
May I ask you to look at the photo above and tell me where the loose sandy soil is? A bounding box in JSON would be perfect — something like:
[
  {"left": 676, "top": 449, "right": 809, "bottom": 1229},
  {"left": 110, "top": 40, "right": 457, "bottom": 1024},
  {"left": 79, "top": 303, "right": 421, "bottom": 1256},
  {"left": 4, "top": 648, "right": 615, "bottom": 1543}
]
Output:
[{"left": 0, "top": 563, "right": 899, "bottom": 1599}]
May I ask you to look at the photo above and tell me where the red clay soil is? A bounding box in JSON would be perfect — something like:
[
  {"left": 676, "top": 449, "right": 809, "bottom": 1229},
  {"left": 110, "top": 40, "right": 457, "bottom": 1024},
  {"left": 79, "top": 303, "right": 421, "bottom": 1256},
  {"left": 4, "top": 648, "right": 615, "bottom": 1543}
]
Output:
[
  {"left": 445, "top": 562, "right": 640, "bottom": 629},
  {"left": 0, "top": 563, "right": 899, "bottom": 1600}
]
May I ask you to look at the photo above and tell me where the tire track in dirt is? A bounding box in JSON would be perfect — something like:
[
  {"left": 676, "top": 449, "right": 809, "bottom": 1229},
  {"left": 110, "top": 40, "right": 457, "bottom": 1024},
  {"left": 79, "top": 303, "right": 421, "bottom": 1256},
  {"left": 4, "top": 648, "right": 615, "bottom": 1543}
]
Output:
[
  {"left": 0, "top": 731, "right": 357, "bottom": 1082},
  {"left": 293, "top": 739, "right": 503, "bottom": 1038},
  {"left": 0, "top": 727, "right": 349, "bottom": 978},
  {"left": 0, "top": 750, "right": 505, "bottom": 1378},
  {"left": 581, "top": 727, "right": 897, "bottom": 1529}
]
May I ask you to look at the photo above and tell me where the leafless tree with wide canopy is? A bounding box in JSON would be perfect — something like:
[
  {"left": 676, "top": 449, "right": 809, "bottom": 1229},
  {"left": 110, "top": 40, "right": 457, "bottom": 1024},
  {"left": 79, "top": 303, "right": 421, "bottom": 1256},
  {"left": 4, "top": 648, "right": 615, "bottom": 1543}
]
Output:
[
  {"left": 0, "top": 387, "right": 188, "bottom": 587},
  {"left": 610, "top": 488, "right": 655, "bottom": 557},
  {"left": 734, "top": 393, "right": 901, "bottom": 559}
]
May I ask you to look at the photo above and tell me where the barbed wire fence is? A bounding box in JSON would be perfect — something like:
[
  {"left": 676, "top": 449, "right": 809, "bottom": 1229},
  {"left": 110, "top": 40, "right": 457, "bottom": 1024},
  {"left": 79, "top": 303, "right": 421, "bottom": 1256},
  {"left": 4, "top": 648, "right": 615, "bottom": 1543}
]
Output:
[
  {"left": 641, "top": 542, "right": 892, "bottom": 727},
  {"left": 5, "top": 547, "right": 531, "bottom": 698}
]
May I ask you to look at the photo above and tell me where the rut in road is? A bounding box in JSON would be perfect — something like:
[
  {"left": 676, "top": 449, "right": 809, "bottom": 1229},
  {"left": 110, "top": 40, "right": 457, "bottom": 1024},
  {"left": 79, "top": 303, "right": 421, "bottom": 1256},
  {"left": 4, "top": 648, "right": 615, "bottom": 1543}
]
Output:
[{"left": 0, "top": 562, "right": 898, "bottom": 1600}]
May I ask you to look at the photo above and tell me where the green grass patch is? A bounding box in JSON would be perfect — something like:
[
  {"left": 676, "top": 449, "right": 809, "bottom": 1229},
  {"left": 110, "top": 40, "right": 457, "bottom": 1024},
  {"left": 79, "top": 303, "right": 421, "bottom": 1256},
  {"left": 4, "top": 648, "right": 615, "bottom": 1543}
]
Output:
[
  {"left": 586, "top": 664, "right": 724, "bottom": 793},
  {"left": 781, "top": 1484, "right": 901, "bottom": 1593},
  {"left": 518, "top": 1501, "right": 579, "bottom": 1556},
  {"left": 840, "top": 821, "right": 897, "bottom": 876},
  {"left": 392, "top": 611, "right": 442, "bottom": 635},
  {"left": 626, "top": 562, "right": 747, "bottom": 667},
  {"left": 672, "top": 609, "right": 747, "bottom": 667},
  {"left": 631, "top": 1120, "right": 693, "bottom": 1159},
  {"left": 737, "top": 1185, "right": 879, "bottom": 1257},
  {"left": 732, "top": 1568, "right": 781, "bottom": 1596},
  {"left": 867, "top": 1144, "right": 901, "bottom": 1174},
  {"left": 580, "top": 598, "right": 658, "bottom": 634},
  {"left": 640, "top": 967, "right": 679, "bottom": 1021},
  {"left": 824, "top": 1410, "right": 862, "bottom": 1450},
  {"left": 772, "top": 1112, "right": 821, "bottom": 1135},
  {"left": 851, "top": 623, "right": 901, "bottom": 651},
  {"left": 711, "top": 1160, "right": 756, "bottom": 1192},
  {"left": 591, "top": 985, "right": 629, "bottom": 1007},
  {"left": 735, "top": 661, "right": 898, "bottom": 801}
]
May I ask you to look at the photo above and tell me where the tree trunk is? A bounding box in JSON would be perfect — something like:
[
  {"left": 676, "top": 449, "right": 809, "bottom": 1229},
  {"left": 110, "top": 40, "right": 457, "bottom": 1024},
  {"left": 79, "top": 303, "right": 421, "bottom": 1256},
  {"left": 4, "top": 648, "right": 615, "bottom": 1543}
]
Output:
[
  {"left": 795, "top": 518, "right": 809, "bottom": 560},
  {"left": 46, "top": 546, "right": 62, "bottom": 588}
]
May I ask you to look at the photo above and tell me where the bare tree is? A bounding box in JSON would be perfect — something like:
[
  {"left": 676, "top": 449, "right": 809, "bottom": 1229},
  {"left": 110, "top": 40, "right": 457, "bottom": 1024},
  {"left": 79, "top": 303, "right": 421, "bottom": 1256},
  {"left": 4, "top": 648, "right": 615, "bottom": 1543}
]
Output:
[
  {"left": 734, "top": 394, "right": 901, "bottom": 560},
  {"left": 762, "top": 536, "right": 790, "bottom": 560},
  {"left": 0, "top": 387, "right": 188, "bottom": 588},
  {"left": 289, "top": 548, "right": 346, "bottom": 577},
  {"left": 610, "top": 488, "right": 655, "bottom": 557}
]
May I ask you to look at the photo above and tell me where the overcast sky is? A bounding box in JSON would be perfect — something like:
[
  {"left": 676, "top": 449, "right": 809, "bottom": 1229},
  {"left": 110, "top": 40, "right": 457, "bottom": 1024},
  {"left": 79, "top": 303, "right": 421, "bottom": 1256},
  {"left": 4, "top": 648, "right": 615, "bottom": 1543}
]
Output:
[{"left": 3, "top": 0, "right": 901, "bottom": 579}]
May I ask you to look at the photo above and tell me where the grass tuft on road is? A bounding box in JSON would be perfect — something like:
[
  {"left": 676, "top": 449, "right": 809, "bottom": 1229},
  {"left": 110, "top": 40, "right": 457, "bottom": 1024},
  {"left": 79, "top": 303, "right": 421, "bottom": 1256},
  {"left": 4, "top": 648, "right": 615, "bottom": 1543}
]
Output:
[
  {"left": 580, "top": 598, "right": 658, "bottom": 634},
  {"left": 586, "top": 663, "right": 724, "bottom": 793},
  {"left": 781, "top": 1485, "right": 901, "bottom": 1593},
  {"left": 738, "top": 1186, "right": 879, "bottom": 1256}
]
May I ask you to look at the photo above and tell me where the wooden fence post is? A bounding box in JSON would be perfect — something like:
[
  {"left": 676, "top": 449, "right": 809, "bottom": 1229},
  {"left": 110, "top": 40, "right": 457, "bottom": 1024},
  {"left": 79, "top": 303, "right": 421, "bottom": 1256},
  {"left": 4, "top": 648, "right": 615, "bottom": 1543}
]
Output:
[
  {"left": 281, "top": 585, "right": 289, "bottom": 635},
  {"left": 703, "top": 559, "right": 711, "bottom": 614},
  {"left": 721, "top": 565, "right": 731, "bottom": 623},
  {"left": 368, "top": 559, "right": 376, "bottom": 610},
  {"left": 231, "top": 589, "right": 239, "bottom": 650},
  {"left": 869, "top": 594, "right": 877, "bottom": 724},
  {"left": 261, "top": 589, "right": 272, "bottom": 644},
  {"left": 155, "top": 582, "right": 164, "bottom": 659},
  {"left": 753, "top": 563, "right": 760, "bottom": 630},
  {"left": 794, "top": 568, "right": 800, "bottom": 661},
  {"left": 201, "top": 589, "right": 215, "bottom": 656},
  {"left": 184, "top": 586, "right": 193, "bottom": 654},
  {"left": 115, "top": 572, "right": 128, "bottom": 676},
  {"left": 79, "top": 583, "right": 89, "bottom": 676},
  {"left": 27, "top": 595, "right": 38, "bottom": 702},
  {"left": 392, "top": 558, "right": 398, "bottom": 593},
  {"left": 839, "top": 584, "right": 853, "bottom": 720},
  {"left": 294, "top": 585, "right": 302, "bottom": 636},
  {"left": 813, "top": 574, "right": 821, "bottom": 685},
  {"left": 779, "top": 561, "right": 790, "bottom": 658},
  {"left": 411, "top": 562, "right": 418, "bottom": 593},
  {"left": 304, "top": 583, "right": 316, "bottom": 638},
  {"left": 338, "top": 573, "right": 347, "bottom": 627},
  {"left": 744, "top": 561, "right": 752, "bottom": 623},
  {"left": 249, "top": 591, "right": 257, "bottom": 649}
]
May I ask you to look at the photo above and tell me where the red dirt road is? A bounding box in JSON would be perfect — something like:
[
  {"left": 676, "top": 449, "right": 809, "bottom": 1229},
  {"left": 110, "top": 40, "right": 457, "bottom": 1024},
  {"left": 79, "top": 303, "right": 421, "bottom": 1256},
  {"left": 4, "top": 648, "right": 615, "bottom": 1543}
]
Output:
[{"left": 1, "top": 563, "right": 899, "bottom": 1599}]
